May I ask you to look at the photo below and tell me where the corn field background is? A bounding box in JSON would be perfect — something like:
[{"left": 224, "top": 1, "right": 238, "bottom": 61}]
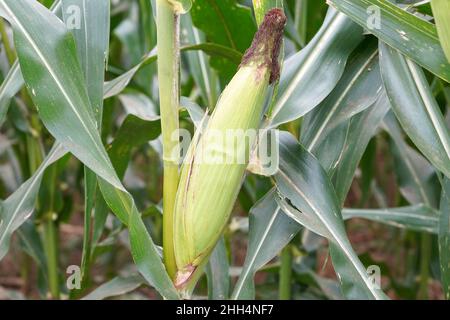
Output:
[{"left": 0, "top": 0, "right": 449, "bottom": 301}]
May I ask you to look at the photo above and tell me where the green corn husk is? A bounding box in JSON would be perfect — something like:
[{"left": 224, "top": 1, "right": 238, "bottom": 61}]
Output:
[{"left": 173, "top": 8, "right": 286, "bottom": 289}]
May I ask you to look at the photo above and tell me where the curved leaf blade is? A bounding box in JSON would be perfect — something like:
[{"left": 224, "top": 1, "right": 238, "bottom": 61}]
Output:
[
  {"left": 82, "top": 274, "right": 145, "bottom": 300},
  {"left": 0, "top": 0, "right": 122, "bottom": 190},
  {"left": 61, "top": 0, "right": 111, "bottom": 295},
  {"left": 103, "top": 43, "right": 242, "bottom": 99},
  {"left": 343, "top": 205, "right": 439, "bottom": 234},
  {"left": 275, "top": 131, "right": 388, "bottom": 299},
  {"left": 0, "top": 1, "right": 61, "bottom": 128},
  {"left": 431, "top": 0, "right": 450, "bottom": 63},
  {"left": 190, "top": 0, "right": 256, "bottom": 80},
  {"left": 380, "top": 42, "right": 450, "bottom": 178},
  {"left": 0, "top": 0, "right": 178, "bottom": 299},
  {"left": 332, "top": 92, "right": 391, "bottom": 204},
  {"left": 268, "top": 8, "right": 364, "bottom": 127},
  {"left": 0, "top": 63, "right": 22, "bottom": 127},
  {"left": 206, "top": 237, "right": 230, "bottom": 300},
  {"left": 383, "top": 112, "right": 438, "bottom": 207},
  {"left": 439, "top": 177, "right": 450, "bottom": 299},
  {"left": 301, "top": 37, "right": 381, "bottom": 151},
  {"left": 329, "top": 0, "right": 450, "bottom": 82},
  {"left": 62, "top": 0, "right": 110, "bottom": 123},
  {"left": 0, "top": 144, "right": 66, "bottom": 261},
  {"left": 231, "top": 189, "right": 301, "bottom": 300}
]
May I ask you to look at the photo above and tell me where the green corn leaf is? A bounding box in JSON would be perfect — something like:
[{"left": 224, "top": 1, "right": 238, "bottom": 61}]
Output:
[
  {"left": 313, "top": 92, "right": 391, "bottom": 204},
  {"left": 333, "top": 94, "right": 390, "bottom": 204},
  {"left": 17, "top": 221, "right": 49, "bottom": 283},
  {"left": 82, "top": 274, "right": 145, "bottom": 300},
  {"left": 62, "top": 0, "right": 109, "bottom": 124},
  {"left": 0, "top": 144, "right": 66, "bottom": 261},
  {"left": 108, "top": 114, "right": 161, "bottom": 179},
  {"left": 0, "top": 0, "right": 122, "bottom": 190},
  {"left": 0, "top": 55, "right": 160, "bottom": 269},
  {"left": 97, "top": 112, "right": 167, "bottom": 297},
  {"left": 0, "top": 62, "right": 22, "bottom": 127},
  {"left": 275, "top": 131, "right": 388, "bottom": 300},
  {"left": 61, "top": 0, "right": 111, "bottom": 294},
  {"left": 231, "top": 189, "right": 301, "bottom": 300},
  {"left": 190, "top": 0, "right": 256, "bottom": 81},
  {"left": 180, "top": 96, "right": 207, "bottom": 127},
  {"left": 301, "top": 37, "right": 381, "bottom": 152},
  {"left": 65, "top": 0, "right": 107, "bottom": 295},
  {"left": 139, "top": 0, "right": 157, "bottom": 53},
  {"left": 304, "top": 122, "right": 350, "bottom": 174},
  {"left": 268, "top": 8, "right": 364, "bottom": 127},
  {"left": 206, "top": 237, "right": 230, "bottom": 300},
  {"left": 380, "top": 42, "right": 450, "bottom": 179},
  {"left": 103, "top": 43, "right": 242, "bottom": 100},
  {"left": 311, "top": 92, "right": 391, "bottom": 297},
  {"left": 184, "top": 43, "right": 243, "bottom": 65},
  {"left": 328, "top": 0, "right": 450, "bottom": 83},
  {"left": 431, "top": 0, "right": 450, "bottom": 63},
  {"left": 439, "top": 177, "right": 450, "bottom": 299},
  {"left": 285, "top": 0, "right": 328, "bottom": 47},
  {"left": 0, "top": 0, "right": 177, "bottom": 299},
  {"left": 0, "top": 0, "right": 61, "bottom": 127},
  {"left": 181, "top": 14, "right": 217, "bottom": 107},
  {"left": 383, "top": 112, "right": 439, "bottom": 208},
  {"left": 253, "top": 0, "right": 284, "bottom": 26},
  {"left": 342, "top": 205, "right": 439, "bottom": 234}
]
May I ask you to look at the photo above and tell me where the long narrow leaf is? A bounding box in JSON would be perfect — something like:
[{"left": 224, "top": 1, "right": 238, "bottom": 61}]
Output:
[
  {"left": 82, "top": 274, "right": 145, "bottom": 300},
  {"left": 0, "top": 0, "right": 122, "bottom": 190},
  {"left": 343, "top": 205, "right": 439, "bottom": 234},
  {"left": 231, "top": 189, "right": 301, "bottom": 300},
  {"left": 301, "top": 37, "right": 381, "bottom": 152},
  {"left": 103, "top": 43, "right": 242, "bottom": 99},
  {"left": 380, "top": 42, "right": 450, "bottom": 179},
  {"left": 0, "top": 0, "right": 177, "bottom": 299},
  {"left": 331, "top": 92, "right": 391, "bottom": 204},
  {"left": 275, "top": 131, "right": 388, "bottom": 299},
  {"left": 431, "top": 0, "right": 450, "bottom": 63},
  {"left": 61, "top": 0, "right": 111, "bottom": 293},
  {"left": 0, "top": 0, "right": 61, "bottom": 127},
  {"left": 383, "top": 112, "right": 438, "bottom": 207},
  {"left": 439, "top": 177, "right": 450, "bottom": 299},
  {"left": 329, "top": 0, "right": 450, "bottom": 82},
  {"left": 0, "top": 144, "right": 66, "bottom": 260},
  {"left": 206, "top": 238, "right": 230, "bottom": 300},
  {"left": 268, "top": 8, "right": 364, "bottom": 127}
]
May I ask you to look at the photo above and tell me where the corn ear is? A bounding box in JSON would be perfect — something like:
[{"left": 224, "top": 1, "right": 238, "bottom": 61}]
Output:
[{"left": 173, "top": 8, "right": 286, "bottom": 289}]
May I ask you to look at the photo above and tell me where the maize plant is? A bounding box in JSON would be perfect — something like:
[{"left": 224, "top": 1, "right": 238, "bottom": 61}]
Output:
[{"left": 0, "top": 0, "right": 449, "bottom": 302}]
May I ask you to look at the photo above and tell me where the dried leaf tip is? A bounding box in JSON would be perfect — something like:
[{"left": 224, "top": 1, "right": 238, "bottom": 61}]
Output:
[{"left": 240, "top": 8, "right": 286, "bottom": 84}]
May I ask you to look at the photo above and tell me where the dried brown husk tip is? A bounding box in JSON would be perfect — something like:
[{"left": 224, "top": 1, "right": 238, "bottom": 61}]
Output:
[{"left": 240, "top": 8, "right": 286, "bottom": 84}]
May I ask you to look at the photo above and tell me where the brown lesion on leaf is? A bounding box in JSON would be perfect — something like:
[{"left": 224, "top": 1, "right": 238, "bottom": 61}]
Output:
[{"left": 240, "top": 8, "right": 287, "bottom": 84}]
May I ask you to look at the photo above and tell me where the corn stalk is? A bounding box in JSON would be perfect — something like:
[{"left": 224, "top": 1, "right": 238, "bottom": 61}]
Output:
[{"left": 156, "top": 0, "right": 183, "bottom": 279}]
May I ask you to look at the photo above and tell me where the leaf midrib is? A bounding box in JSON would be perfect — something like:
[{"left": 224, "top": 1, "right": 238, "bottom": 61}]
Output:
[
  {"left": 270, "top": 12, "right": 347, "bottom": 122},
  {"left": 1, "top": 1, "right": 114, "bottom": 183},
  {"left": 231, "top": 206, "right": 281, "bottom": 299},
  {"left": 277, "top": 158, "right": 382, "bottom": 299},
  {"left": 307, "top": 49, "right": 379, "bottom": 151}
]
